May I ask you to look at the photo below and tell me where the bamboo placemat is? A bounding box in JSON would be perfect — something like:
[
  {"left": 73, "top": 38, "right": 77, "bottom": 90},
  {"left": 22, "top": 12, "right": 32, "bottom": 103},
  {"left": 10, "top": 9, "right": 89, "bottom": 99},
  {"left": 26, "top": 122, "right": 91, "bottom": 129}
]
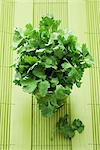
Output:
[{"left": 0, "top": 0, "right": 100, "bottom": 150}]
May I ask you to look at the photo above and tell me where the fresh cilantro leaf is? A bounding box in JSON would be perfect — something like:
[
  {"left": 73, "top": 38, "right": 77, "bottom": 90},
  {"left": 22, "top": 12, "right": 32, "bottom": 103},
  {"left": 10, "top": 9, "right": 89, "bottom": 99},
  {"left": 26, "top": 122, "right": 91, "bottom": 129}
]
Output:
[
  {"left": 43, "top": 56, "right": 57, "bottom": 69},
  {"left": 39, "top": 16, "right": 61, "bottom": 33},
  {"left": 68, "top": 67, "right": 81, "bottom": 80},
  {"left": 32, "top": 66, "right": 46, "bottom": 80},
  {"left": 21, "top": 78, "right": 38, "bottom": 93},
  {"left": 84, "top": 55, "right": 94, "bottom": 67},
  {"left": 56, "top": 114, "right": 84, "bottom": 139},
  {"left": 61, "top": 62, "right": 72, "bottom": 70},
  {"left": 50, "top": 78, "right": 59, "bottom": 87},
  {"left": 17, "top": 64, "right": 28, "bottom": 74},
  {"left": 55, "top": 85, "right": 66, "bottom": 99},
  {"left": 77, "top": 126, "right": 85, "bottom": 133},
  {"left": 23, "top": 55, "right": 38, "bottom": 65},
  {"left": 76, "top": 80, "right": 82, "bottom": 88},
  {"left": 13, "top": 28, "right": 23, "bottom": 42},
  {"left": 37, "top": 94, "right": 58, "bottom": 117},
  {"left": 72, "top": 119, "right": 85, "bottom": 133},
  {"left": 39, "top": 101, "right": 55, "bottom": 117},
  {"left": 68, "top": 68, "right": 78, "bottom": 77},
  {"left": 63, "top": 126, "right": 75, "bottom": 138},
  {"left": 54, "top": 47, "right": 65, "bottom": 59},
  {"left": 65, "top": 86, "right": 71, "bottom": 95},
  {"left": 82, "top": 44, "right": 89, "bottom": 56},
  {"left": 13, "top": 79, "right": 21, "bottom": 86},
  {"left": 24, "top": 23, "right": 33, "bottom": 36},
  {"left": 38, "top": 80, "right": 50, "bottom": 97}
]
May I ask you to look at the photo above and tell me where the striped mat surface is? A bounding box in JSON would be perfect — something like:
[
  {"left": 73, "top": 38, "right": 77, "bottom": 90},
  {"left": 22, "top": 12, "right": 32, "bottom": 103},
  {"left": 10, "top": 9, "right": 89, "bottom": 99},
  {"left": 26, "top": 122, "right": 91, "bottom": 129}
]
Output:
[{"left": 0, "top": 0, "right": 100, "bottom": 150}]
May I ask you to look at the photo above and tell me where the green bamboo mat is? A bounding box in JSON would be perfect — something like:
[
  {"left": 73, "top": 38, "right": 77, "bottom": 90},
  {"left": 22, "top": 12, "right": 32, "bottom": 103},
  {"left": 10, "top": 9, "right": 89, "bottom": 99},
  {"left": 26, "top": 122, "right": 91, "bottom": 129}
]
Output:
[{"left": 0, "top": 0, "right": 100, "bottom": 150}]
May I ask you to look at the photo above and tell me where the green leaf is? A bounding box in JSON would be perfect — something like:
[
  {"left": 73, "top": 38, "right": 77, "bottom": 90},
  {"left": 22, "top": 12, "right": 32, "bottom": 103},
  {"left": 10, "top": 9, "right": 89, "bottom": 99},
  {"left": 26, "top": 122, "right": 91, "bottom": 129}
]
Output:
[
  {"left": 23, "top": 55, "right": 38, "bottom": 65},
  {"left": 32, "top": 66, "right": 46, "bottom": 79},
  {"left": 43, "top": 56, "right": 57, "bottom": 69},
  {"left": 37, "top": 94, "right": 58, "bottom": 117},
  {"left": 82, "top": 44, "right": 89, "bottom": 56},
  {"left": 68, "top": 67, "right": 81, "bottom": 80},
  {"left": 40, "top": 102, "right": 55, "bottom": 117},
  {"left": 40, "top": 16, "right": 61, "bottom": 32},
  {"left": 21, "top": 78, "right": 37, "bottom": 93},
  {"left": 13, "top": 38, "right": 25, "bottom": 50},
  {"left": 68, "top": 68, "right": 78, "bottom": 77},
  {"left": 73, "top": 119, "right": 82, "bottom": 127},
  {"left": 61, "top": 62, "right": 72, "bottom": 70},
  {"left": 13, "top": 28, "right": 23, "bottom": 42},
  {"left": 72, "top": 119, "right": 85, "bottom": 133},
  {"left": 54, "top": 47, "right": 65, "bottom": 59},
  {"left": 84, "top": 55, "right": 94, "bottom": 67},
  {"left": 56, "top": 114, "right": 84, "bottom": 139},
  {"left": 39, "top": 80, "right": 50, "bottom": 97},
  {"left": 55, "top": 85, "right": 66, "bottom": 99},
  {"left": 50, "top": 78, "right": 59, "bottom": 87},
  {"left": 77, "top": 126, "right": 84, "bottom": 133},
  {"left": 51, "top": 98, "right": 59, "bottom": 107},
  {"left": 13, "top": 28, "right": 26, "bottom": 50},
  {"left": 13, "top": 79, "right": 21, "bottom": 86},
  {"left": 24, "top": 23, "right": 33, "bottom": 36},
  {"left": 65, "top": 86, "right": 71, "bottom": 95},
  {"left": 18, "top": 64, "right": 28, "bottom": 73},
  {"left": 56, "top": 115, "right": 75, "bottom": 139},
  {"left": 63, "top": 126, "right": 75, "bottom": 138},
  {"left": 76, "top": 81, "right": 82, "bottom": 88},
  {"left": 47, "top": 32, "right": 59, "bottom": 45},
  {"left": 67, "top": 34, "right": 77, "bottom": 47},
  {"left": 25, "top": 24, "right": 33, "bottom": 30}
]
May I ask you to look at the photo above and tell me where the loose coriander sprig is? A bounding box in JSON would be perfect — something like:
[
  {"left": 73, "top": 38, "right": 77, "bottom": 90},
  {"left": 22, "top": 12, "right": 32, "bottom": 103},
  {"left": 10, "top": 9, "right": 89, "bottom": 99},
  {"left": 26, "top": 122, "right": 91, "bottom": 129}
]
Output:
[{"left": 56, "top": 114, "right": 85, "bottom": 139}]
